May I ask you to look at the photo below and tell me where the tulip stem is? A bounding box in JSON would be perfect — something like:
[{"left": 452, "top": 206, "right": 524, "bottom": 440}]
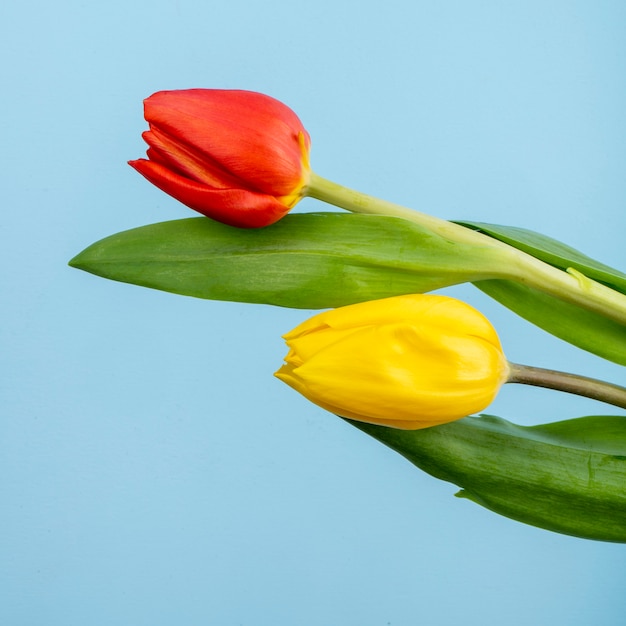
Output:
[
  {"left": 306, "top": 172, "right": 626, "bottom": 326},
  {"left": 507, "top": 363, "right": 626, "bottom": 410},
  {"left": 306, "top": 172, "right": 504, "bottom": 249}
]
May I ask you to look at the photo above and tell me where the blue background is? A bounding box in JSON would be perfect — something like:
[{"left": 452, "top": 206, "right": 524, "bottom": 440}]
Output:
[{"left": 2, "top": 1, "right": 625, "bottom": 624}]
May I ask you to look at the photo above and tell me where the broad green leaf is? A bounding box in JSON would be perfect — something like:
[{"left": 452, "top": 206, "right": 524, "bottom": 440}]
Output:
[
  {"left": 348, "top": 414, "right": 626, "bottom": 542},
  {"left": 71, "top": 213, "right": 626, "bottom": 362},
  {"left": 474, "top": 279, "right": 626, "bottom": 365},
  {"left": 458, "top": 221, "right": 626, "bottom": 295},
  {"left": 69, "top": 213, "right": 508, "bottom": 309}
]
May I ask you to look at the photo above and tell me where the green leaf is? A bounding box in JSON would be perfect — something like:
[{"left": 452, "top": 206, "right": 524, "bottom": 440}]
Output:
[
  {"left": 474, "top": 279, "right": 626, "bottom": 365},
  {"left": 348, "top": 414, "right": 626, "bottom": 542},
  {"left": 70, "top": 213, "right": 626, "bottom": 362},
  {"left": 458, "top": 221, "right": 626, "bottom": 295},
  {"left": 69, "top": 213, "right": 509, "bottom": 309}
]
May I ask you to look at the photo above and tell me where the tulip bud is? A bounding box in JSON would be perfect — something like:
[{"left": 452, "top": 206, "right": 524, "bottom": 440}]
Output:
[
  {"left": 129, "top": 89, "right": 311, "bottom": 228},
  {"left": 275, "top": 294, "right": 510, "bottom": 429}
]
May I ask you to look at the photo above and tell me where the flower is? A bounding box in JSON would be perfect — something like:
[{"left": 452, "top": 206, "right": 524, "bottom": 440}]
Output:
[
  {"left": 129, "top": 89, "right": 311, "bottom": 228},
  {"left": 275, "top": 294, "right": 510, "bottom": 429}
]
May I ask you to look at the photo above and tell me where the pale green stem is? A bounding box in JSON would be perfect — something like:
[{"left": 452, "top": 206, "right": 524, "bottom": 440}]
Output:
[
  {"left": 306, "top": 172, "right": 626, "bottom": 326},
  {"left": 508, "top": 363, "right": 626, "bottom": 410}
]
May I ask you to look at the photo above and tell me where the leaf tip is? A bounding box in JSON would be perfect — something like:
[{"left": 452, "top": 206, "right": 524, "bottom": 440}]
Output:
[{"left": 68, "top": 249, "right": 89, "bottom": 270}]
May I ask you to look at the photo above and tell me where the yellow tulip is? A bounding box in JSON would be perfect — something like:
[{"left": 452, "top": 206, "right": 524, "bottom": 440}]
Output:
[{"left": 275, "top": 294, "right": 510, "bottom": 429}]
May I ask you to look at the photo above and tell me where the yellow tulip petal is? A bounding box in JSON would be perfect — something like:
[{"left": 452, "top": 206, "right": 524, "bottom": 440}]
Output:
[{"left": 277, "top": 294, "right": 510, "bottom": 430}]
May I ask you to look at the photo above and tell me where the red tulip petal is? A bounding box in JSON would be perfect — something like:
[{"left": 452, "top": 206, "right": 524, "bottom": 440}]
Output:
[
  {"left": 128, "top": 159, "right": 290, "bottom": 228},
  {"left": 143, "top": 89, "right": 309, "bottom": 196},
  {"left": 142, "top": 127, "right": 243, "bottom": 190}
]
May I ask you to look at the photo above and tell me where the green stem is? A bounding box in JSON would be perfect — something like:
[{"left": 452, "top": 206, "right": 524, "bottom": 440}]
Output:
[
  {"left": 306, "top": 172, "right": 626, "bottom": 326},
  {"left": 507, "top": 363, "right": 626, "bottom": 410}
]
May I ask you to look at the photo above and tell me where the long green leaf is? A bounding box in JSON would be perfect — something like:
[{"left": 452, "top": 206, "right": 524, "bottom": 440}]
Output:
[
  {"left": 70, "top": 213, "right": 626, "bottom": 362},
  {"left": 348, "top": 414, "right": 626, "bottom": 542},
  {"left": 69, "top": 213, "right": 508, "bottom": 309}
]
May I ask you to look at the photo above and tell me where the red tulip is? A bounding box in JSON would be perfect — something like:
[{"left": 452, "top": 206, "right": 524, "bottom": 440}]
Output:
[{"left": 129, "top": 89, "right": 311, "bottom": 228}]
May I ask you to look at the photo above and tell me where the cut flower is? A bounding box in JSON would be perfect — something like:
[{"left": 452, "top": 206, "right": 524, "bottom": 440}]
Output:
[
  {"left": 129, "top": 89, "right": 311, "bottom": 228},
  {"left": 275, "top": 294, "right": 510, "bottom": 429}
]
